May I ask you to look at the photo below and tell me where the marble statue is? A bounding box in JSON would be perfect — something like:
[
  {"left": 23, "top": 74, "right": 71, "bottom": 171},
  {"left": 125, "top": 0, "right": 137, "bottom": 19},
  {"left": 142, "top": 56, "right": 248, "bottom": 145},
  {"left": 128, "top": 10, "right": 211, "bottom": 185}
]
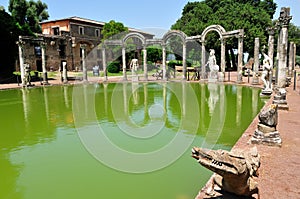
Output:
[
  {"left": 207, "top": 49, "right": 219, "bottom": 81},
  {"left": 130, "top": 59, "right": 139, "bottom": 73},
  {"left": 260, "top": 52, "right": 273, "bottom": 96}
]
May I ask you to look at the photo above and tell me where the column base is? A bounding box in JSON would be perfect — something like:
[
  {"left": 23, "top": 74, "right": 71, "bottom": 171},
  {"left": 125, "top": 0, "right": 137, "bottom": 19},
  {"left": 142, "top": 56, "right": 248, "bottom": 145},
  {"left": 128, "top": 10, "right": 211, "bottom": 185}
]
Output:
[{"left": 250, "top": 130, "right": 282, "bottom": 147}]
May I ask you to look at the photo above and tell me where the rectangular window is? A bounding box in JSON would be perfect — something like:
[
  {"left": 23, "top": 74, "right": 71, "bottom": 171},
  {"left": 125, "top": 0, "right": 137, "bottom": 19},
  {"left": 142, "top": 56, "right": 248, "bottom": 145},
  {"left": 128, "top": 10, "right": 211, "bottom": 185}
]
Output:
[
  {"left": 52, "top": 27, "right": 60, "bottom": 35},
  {"left": 59, "top": 45, "right": 66, "bottom": 58},
  {"left": 79, "top": 26, "right": 84, "bottom": 35},
  {"left": 95, "top": 29, "right": 100, "bottom": 37},
  {"left": 34, "top": 46, "right": 42, "bottom": 57}
]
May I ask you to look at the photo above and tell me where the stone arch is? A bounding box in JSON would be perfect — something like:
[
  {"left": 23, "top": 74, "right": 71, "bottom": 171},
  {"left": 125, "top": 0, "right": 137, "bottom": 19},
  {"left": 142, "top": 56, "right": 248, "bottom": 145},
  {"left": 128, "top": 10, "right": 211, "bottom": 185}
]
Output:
[
  {"left": 161, "top": 30, "right": 188, "bottom": 80},
  {"left": 200, "top": 25, "right": 227, "bottom": 81},
  {"left": 201, "top": 25, "right": 226, "bottom": 42},
  {"left": 162, "top": 30, "right": 187, "bottom": 44},
  {"left": 122, "top": 32, "right": 146, "bottom": 45},
  {"left": 76, "top": 40, "right": 94, "bottom": 48}
]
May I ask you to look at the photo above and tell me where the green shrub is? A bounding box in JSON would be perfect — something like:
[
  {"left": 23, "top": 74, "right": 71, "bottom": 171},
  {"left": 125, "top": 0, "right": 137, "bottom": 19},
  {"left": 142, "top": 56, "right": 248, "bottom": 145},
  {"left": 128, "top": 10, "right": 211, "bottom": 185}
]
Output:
[
  {"left": 168, "top": 60, "right": 177, "bottom": 69},
  {"left": 107, "top": 61, "right": 120, "bottom": 73}
]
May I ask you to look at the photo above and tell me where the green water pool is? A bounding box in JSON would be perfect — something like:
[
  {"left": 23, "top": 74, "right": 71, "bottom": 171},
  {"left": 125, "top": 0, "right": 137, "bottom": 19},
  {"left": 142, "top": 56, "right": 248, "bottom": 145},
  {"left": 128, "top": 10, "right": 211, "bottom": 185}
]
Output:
[{"left": 0, "top": 82, "right": 264, "bottom": 199}]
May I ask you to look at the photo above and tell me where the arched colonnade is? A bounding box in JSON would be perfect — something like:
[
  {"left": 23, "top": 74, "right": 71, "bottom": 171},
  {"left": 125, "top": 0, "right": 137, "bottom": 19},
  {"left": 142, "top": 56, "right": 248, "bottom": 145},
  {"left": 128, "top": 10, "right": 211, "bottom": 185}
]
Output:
[{"left": 99, "top": 25, "right": 245, "bottom": 82}]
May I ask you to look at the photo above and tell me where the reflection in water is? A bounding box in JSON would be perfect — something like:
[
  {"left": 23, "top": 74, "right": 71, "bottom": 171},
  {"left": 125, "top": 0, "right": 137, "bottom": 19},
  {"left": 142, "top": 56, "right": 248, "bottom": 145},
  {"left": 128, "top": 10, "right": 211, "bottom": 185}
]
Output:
[
  {"left": 202, "top": 84, "right": 226, "bottom": 148},
  {"left": 63, "top": 85, "right": 70, "bottom": 109},
  {"left": 236, "top": 86, "right": 242, "bottom": 127},
  {"left": 0, "top": 83, "right": 265, "bottom": 199},
  {"left": 103, "top": 83, "right": 108, "bottom": 115},
  {"left": 143, "top": 83, "right": 149, "bottom": 122},
  {"left": 123, "top": 83, "right": 128, "bottom": 115},
  {"left": 43, "top": 87, "right": 50, "bottom": 121},
  {"left": 207, "top": 83, "right": 220, "bottom": 116},
  {"left": 21, "top": 88, "right": 30, "bottom": 125},
  {"left": 132, "top": 82, "right": 139, "bottom": 105},
  {"left": 252, "top": 89, "right": 259, "bottom": 118}
]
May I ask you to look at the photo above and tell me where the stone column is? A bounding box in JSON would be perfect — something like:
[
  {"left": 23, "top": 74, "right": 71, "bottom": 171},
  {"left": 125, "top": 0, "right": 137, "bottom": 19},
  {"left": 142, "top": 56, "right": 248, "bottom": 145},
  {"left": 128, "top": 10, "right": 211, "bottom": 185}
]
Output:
[
  {"left": 41, "top": 42, "right": 49, "bottom": 85},
  {"left": 201, "top": 41, "right": 206, "bottom": 79},
  {"left": 267, "top": 27, "right": 275, "bottom": 65},
  {"left": 122, "top": 46, "right": 127, "bottom": 81},
  {"left": 81, "top": 44, "right": 88, "bottom": 82},
  {"left": 62, "top": 61, "right": 68, "bottom": 84},
  {"left": 143, "top": 46, "right": 148, "bottom": 81},
  {"left": 278, "top": 43, "right": 287, "bottom": 88},
  {"left": 102, "top": 47, "right": 107, "bottom": 81},
  {"left": 277, "top": 7, "right": 292, "bottom": 88},
  {"left": 267, "top": 27, "right": 276, "bottom": 89},
  {"left": 293, "top": 43, "right": 297, "bottom": 71},
  {"left": 237, "top": 30, "right": 244, "bottom": 83},
  {"left": 220, "top": 38, "right": 226, "bottom": 82},
  {"left": 182, "top": 42, "right": 187, "bottom": 80},
  {"left": 162, "top": 44, "right": 167, "bottom": 80},
  {"left": 288, "top": 42, "right": 295, "bottom": 77},
  {"left": 252, "top": 37, "right": 260, "bottom": 84},
  {"left": 273, "top": 7, "right": 292, "bottom": 110},
  {"left": 17, "top": 36, "right": 26, "bottom": 87}
]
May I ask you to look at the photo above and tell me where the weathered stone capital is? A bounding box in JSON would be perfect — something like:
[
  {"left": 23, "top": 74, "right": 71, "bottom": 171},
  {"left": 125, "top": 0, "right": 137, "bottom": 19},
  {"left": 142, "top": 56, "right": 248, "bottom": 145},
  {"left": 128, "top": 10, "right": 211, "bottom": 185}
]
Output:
[
  {"left": 278, "top": 7, "right": 292, "bottom": 27},
  {"left": 266, "top": 27, "right": 276, "bottom": 36}
]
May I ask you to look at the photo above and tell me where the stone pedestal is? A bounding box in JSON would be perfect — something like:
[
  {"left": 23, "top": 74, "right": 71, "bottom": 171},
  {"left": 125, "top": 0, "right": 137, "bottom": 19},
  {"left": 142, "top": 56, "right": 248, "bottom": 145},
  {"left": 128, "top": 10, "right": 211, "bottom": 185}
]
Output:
[
  {"left": 260, "top": 89, "right": 272, "bottom": 97},
  {"left": 218, "top": 72, "right": 224, "bottom": 82},
  {"left": 251, "top": 104, "right": 282, "bottom": 146},
  {"left": 251, "top": 129, "right": 282, "bottom": 146},
  {"left": 273, "top": 88, "right": 289, "bottom": 110}
]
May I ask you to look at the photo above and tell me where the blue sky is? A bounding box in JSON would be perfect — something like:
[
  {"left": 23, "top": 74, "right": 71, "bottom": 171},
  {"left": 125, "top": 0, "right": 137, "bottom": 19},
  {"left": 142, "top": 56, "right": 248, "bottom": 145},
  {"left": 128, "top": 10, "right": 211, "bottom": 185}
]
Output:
[{"left": 1, "top": 0, "right": 299, "bottom": 32}]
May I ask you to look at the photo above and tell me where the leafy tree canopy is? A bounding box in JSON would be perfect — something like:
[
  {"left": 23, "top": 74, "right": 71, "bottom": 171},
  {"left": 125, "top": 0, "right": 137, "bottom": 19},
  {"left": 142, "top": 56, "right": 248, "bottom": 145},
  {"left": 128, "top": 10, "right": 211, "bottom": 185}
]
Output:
[
  {"left": 172, "top": 0, "right": 277, "bottom": 58},
  {"left": 0, "top": 9, "right": 20, "bottom": 78},
  {"left": 8, "top": 0, "right": 49, "bottom": 35},
  {"left": 101, "top": 20, "right": 128, "bottom": 41},
  {"left": 289, "top": 23, "right": 300, "bottom": 56}
]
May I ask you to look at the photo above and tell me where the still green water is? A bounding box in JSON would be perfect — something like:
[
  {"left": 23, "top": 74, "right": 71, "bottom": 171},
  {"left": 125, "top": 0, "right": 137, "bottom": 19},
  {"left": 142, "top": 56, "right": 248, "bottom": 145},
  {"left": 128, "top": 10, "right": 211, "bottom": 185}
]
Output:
[{"left": 0, "top": 82, "right": 264, "bottom": 199}]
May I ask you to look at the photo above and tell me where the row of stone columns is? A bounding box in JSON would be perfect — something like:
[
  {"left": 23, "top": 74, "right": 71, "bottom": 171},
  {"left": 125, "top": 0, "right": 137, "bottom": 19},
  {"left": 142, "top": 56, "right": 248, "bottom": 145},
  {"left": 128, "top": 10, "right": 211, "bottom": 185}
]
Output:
[{"left": 101, "top": 43, "right": 186, "bottom": 82}]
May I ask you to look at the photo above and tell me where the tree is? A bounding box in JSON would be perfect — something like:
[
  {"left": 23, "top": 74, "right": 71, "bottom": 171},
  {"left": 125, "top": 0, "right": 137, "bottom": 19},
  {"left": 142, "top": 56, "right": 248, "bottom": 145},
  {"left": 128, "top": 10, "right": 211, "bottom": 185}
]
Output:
[
  {"left": 101, "top": 20, "right": 128, "bottom": 41},
  {"left": 101, "top": 20, "right": 129, "bottom": 63},
  {"left": 146, "top": 46, "right": 162, "bottom": 63},
  {"left": 8, "top": 0, "right": 49, "bottom": 34},
  {"left": 289, "top": 23, "right": 300, "bottom": 56},
  {"left": 171, "top": 0, "right": 277, "bottom": 66},
  {"left": 0, "top": 9, "right": 19, "bottom": 78}
]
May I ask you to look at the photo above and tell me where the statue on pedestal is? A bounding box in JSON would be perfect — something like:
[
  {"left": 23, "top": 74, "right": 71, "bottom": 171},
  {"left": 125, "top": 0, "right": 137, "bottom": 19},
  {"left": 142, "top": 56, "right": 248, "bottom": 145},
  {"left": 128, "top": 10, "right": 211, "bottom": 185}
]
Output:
[
  {"left": 207, "top": 49, "right": 219, "bottom": 82},
  {"left": 130, "top": 59, "right": 139, "bottom": 74},
  {"left": 130, "top": 58, "right": 139, "bottom": 81},
  {"left": 260, "top": 52, "right": 273, "bottom": 96}
]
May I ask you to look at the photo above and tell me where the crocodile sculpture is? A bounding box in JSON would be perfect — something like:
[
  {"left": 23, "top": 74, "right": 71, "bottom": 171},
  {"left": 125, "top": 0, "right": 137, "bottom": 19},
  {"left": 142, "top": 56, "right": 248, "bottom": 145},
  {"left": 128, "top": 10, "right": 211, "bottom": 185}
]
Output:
[{"left": 192, "top": 147, "right": 260, "bottom": 197}]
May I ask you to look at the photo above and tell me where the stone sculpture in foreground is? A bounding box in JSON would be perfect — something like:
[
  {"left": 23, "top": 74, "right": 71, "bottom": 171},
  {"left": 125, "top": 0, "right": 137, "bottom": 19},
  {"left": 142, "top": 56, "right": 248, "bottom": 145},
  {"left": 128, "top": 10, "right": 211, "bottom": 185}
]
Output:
[
  {"left": 192, "top": 147, "right": 260, "bottom": 197},
  {"left": 251, "top": 104, "right": 282, "bottom": 146}
]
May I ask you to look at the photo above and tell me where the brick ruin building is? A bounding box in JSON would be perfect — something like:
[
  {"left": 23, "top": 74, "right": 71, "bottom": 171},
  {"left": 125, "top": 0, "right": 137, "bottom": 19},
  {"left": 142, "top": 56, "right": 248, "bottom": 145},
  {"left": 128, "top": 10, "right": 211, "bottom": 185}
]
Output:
[{"left": 18, "top": 16, "right": 154, "bottom": 72}]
